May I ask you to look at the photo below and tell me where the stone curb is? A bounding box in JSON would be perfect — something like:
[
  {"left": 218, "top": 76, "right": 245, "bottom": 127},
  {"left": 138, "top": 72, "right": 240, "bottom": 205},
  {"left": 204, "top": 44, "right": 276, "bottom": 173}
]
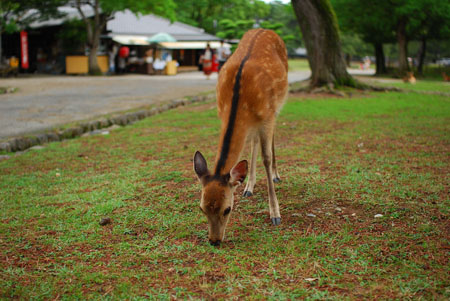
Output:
[{"left": 0, "top": 93, "right": 214, "bottom": 154}]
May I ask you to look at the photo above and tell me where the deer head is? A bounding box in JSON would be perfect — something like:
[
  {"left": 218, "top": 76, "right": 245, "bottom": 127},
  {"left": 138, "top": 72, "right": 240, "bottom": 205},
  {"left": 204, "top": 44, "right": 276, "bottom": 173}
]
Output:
[{"left": 193, "top": 151, "right": 247, "bottom": 246}]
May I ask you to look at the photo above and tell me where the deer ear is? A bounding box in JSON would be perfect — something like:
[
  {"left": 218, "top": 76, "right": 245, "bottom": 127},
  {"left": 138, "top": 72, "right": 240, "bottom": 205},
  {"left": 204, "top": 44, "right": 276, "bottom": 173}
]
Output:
[
  {"left": 230, "top": 160, "right": 248, "bottom": 186},
  {"left": 193, "top": 151, "right": 208, "bottom": 179}
]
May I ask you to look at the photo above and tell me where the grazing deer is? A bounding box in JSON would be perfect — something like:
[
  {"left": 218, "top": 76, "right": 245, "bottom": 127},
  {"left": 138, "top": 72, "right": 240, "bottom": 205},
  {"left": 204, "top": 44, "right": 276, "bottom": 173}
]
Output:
[
  {"left": 193, "top": 29, "right": 288, "bottom": 246},
  {"left": 442, "top": 72, "right": 450, "bottom": 82}
]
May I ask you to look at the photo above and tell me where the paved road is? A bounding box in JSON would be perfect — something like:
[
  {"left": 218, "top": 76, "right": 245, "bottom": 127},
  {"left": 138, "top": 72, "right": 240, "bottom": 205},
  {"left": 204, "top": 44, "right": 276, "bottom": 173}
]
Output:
[{"left": 0, "top": 69, "right": 373, "bottom": 139}]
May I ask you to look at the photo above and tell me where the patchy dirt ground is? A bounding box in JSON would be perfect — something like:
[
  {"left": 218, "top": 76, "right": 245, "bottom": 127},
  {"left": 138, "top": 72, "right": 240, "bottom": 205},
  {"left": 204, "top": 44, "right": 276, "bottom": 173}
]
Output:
[{"left": 1, "top": 88, "right": 449, "bottom": 299}]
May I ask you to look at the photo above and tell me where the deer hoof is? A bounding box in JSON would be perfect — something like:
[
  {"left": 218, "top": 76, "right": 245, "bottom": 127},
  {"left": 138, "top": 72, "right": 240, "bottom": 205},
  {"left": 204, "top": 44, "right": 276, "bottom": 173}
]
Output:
[
  {"left": 273, "top": 177, "right": 281, "bottom": 183},
  {"left": 271, "top": 217, "right": 281, "bottom": 226},
  {"left": 242, "top": 191, "right": 253, "bottom": 197}
]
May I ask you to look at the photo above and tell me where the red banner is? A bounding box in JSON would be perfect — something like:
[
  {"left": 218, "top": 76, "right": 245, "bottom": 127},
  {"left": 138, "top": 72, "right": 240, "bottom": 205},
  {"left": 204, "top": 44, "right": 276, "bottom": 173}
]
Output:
[{"left": 20, "top": 31, "right": 29, "bottom": 69}]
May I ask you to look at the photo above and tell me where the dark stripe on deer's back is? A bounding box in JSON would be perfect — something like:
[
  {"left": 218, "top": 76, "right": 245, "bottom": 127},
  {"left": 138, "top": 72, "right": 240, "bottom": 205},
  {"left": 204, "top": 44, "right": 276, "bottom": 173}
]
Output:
[{"left": 214, "top": 29, "right": 264, "bottom": 176}]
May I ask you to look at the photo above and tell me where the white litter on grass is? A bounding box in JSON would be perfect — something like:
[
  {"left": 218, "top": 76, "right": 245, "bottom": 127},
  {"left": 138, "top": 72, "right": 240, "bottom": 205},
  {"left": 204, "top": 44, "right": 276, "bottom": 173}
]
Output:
[
  {"left": 374, "top": 214, "right": 383, "bottom": 218},
  {"left": 101, "top": 131, "right": 110, "bottom": 135},
  {"left": 306, "top": 213, "right": 316, "bottom": 218},
  {"left": 55, "top": 173, "right": 61, "bottom": 177},
  {"left": 304, "top": 278, "right": 318, "bottom": 282}
]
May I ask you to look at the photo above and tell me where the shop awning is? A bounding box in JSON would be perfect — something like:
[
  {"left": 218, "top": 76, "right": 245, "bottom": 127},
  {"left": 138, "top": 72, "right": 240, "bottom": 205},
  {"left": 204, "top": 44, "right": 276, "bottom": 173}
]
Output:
[
  {"left": 111, "top": 35, "right": 150, "bottom": 45},
  {"left": 159, "top": 41, "right": 231, "bottom": 49}
]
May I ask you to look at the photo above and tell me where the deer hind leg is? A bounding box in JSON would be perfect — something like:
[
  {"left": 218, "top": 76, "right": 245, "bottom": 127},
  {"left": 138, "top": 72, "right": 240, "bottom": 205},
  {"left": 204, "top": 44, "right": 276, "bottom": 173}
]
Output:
[
  {"left": 243, "top": 135, "right": 259, "bottom": 197},
  {"left": 259, "top": 125, "right": 281, "bottom": 225},
  {"left": 272, "top": 133, "right": 281, "bottom": 183}
]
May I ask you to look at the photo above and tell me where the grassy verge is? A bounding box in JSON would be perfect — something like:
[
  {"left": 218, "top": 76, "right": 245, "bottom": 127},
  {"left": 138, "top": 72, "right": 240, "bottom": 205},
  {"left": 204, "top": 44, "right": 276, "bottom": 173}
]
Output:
[
  {"left": 0, "top": 87, "right": 18, "bottom": 94},
  {"left": 288, "top": 58, "right": 310, "bottom": 71},
  {"left": 1, "top": 89, "right": 449, "bottom": 299}
]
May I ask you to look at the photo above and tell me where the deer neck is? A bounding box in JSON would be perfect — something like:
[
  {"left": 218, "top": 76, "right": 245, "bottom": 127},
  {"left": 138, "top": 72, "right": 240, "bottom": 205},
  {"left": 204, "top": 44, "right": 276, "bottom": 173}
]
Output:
[{"left": 213, "top": 119, "right": 249, "bottom": 176}]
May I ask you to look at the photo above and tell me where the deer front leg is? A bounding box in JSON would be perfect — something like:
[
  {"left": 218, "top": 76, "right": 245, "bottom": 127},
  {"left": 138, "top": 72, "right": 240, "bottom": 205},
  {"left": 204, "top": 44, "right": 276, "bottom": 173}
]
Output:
[
  {"left": 272, "top": 133, "right": 281, "bottom": 183},
  {"left": 243, "top": 136, "right": 259, "bottom": 197},
  {"left": 259, "top": 127, "right": 281, "bottom": 226}
]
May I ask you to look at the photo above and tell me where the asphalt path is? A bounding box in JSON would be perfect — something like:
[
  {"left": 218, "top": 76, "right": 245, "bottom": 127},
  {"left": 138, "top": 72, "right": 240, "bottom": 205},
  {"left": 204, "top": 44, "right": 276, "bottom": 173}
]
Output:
[{"left": 0, "top": 69, "right": 373, "bottom": 139}]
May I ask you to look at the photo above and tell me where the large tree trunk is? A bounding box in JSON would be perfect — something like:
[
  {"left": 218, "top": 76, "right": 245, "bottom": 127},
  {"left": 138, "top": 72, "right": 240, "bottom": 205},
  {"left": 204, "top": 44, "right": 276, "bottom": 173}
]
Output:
[
  {"left": 374, "top": 42, "right": 387, "bottom": 75},
  {"left": 291, "top": 0, "right": 355, "bottom": 88},
  {"left": 417, "top": 36, "right": 426, "bottom": 75},
  {"left": 396, "top": 18, "right": 409, "bottom": 76}
]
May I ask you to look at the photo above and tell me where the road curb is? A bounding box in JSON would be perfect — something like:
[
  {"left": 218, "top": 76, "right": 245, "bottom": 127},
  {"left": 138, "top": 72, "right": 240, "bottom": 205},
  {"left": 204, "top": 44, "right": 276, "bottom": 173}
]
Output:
[{"left": 0, "top": 93, "right": 215, "bottom": 155}]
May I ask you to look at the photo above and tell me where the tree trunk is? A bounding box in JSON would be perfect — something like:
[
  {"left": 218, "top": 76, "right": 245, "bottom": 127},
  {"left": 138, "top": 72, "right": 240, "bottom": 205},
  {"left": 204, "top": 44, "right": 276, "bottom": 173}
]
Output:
[
  {"left": 291, "top": 0, "right": 355, "bottom": 88},
  {"left": 76, "top": 0, "right": 103, "bottom": 75},
  {"left": 417, "top": 36, "right": 426, "bottom": 75},
  {"left": 88, "top": 29, "right": 102, "bottom": 75},
  {"left": 374, "top": 42, "right": 387, "bottom": 75},
  {"left": 88, "top": 44, "right": 101, "bottom": 75},
  {"left": 397, "top": 18, "right": 409, "bottom": 76},
  {"left": 0, "top": 31, "right": 3, "bottom": 66}
]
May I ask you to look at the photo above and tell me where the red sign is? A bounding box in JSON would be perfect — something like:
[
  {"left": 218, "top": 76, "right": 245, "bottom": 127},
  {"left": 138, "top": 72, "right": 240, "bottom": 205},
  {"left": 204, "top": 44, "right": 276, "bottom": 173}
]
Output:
[{"left": 20, "top": 31, "right": 29, "bottom": 69}]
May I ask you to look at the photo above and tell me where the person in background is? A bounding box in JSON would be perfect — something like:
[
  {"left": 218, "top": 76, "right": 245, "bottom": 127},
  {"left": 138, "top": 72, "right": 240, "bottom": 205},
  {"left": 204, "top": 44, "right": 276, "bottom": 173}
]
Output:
[
  {"left": 108, "top": 44, "right": 118, "bottom": 75},
  {"left": 202, "top": 43, "right": 213, "bottom": 79},
  {"left": 117, "top": 45, "right": 129, "bottom": 74},
  {"left": 217, "top": 40, "right": 230, "bottom": 71}
]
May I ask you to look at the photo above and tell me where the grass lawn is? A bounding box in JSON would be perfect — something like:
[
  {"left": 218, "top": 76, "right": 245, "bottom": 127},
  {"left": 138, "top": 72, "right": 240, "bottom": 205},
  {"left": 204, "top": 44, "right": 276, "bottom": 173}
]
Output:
[
  {"left": 288, "top": 58, "right": 310, "bottom": 71},
  {"left": 1, "top": 86, "right": 449, "bottom": 298}
]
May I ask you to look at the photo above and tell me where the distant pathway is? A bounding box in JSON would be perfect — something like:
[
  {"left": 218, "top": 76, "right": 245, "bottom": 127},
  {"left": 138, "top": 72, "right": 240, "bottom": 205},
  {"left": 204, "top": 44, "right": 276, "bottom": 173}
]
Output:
[{"left": 0, "top": 69, "right": 371, "bottom": 139}]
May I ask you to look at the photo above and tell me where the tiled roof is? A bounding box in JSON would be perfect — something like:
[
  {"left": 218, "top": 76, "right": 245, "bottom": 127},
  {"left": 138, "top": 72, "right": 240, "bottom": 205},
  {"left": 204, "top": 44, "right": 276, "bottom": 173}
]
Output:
[
  {"left": 30, "top": 7, "right": 220, "bottom": 42},
  {"left": 107, "top": 10, "right": 220, "bottom": 41}
]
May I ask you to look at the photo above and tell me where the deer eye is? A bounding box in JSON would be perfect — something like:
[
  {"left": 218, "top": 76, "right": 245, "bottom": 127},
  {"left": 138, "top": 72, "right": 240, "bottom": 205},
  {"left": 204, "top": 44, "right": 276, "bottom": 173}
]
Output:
[{"left": 223, "top": 207, "right": 231, "bottom": 216}]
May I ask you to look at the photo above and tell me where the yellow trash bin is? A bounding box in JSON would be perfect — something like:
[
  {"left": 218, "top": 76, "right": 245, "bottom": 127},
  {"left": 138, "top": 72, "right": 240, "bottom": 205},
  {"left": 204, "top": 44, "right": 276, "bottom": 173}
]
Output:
[{"left": 165, "top": 60, "right": 177, "bottom": 75}]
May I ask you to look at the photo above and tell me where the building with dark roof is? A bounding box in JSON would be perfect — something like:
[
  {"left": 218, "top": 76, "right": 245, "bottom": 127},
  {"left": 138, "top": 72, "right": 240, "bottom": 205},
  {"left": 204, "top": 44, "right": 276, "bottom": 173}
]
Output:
[{"left": 2, "top": 7, "right": 227, "bottom": 74}]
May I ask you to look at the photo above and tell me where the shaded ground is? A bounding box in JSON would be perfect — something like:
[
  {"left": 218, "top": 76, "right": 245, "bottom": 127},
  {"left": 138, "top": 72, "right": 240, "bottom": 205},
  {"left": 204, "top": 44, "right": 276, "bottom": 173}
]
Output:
[{"left": 0, "top": 84, "right": 448, "bottom": 298}]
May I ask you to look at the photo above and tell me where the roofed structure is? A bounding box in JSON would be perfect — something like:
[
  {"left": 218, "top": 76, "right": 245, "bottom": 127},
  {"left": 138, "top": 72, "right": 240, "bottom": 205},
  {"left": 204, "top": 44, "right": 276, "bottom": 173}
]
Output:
[{"left": 107, "top": 10, "right": 220, "bottom": 42}]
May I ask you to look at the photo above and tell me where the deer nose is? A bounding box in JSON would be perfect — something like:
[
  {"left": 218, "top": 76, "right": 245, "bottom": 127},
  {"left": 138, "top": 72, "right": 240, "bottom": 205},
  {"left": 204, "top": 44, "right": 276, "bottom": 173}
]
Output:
[{"left": 209, "top": 239, "right": 221, "bottom": 246}]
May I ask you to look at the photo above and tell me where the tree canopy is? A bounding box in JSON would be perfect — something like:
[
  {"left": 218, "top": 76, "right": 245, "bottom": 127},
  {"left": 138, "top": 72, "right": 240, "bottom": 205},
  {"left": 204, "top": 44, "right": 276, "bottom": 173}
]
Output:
[
  {"left": 174, "top": 0, "right": 301, "bottom": 53},
  {"left": 332, "top": 0, "right": 450, "bottom": 75},
  {"left": 0, "top": 0, "right": 66, "bottom": 62}
]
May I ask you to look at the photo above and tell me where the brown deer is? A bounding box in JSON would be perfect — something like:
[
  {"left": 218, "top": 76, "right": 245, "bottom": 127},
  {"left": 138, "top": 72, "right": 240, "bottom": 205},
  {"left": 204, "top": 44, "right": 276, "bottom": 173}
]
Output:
[
  {"left": 402, "top": 71, "right": 416, "bottom": 84},
  {"left": 193, "top": 29, "right": 288, "bottom": 246}
]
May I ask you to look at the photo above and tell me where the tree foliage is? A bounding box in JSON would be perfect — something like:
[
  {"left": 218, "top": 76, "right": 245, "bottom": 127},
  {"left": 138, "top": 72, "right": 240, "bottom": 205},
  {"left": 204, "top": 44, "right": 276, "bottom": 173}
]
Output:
[
  {"left": 175, "top": 0, "right": 300, "bottom": 52},
  {"left": 174, "top": 0, "right": 269, "bottom": 34},
  {"left": 0, "top": 0, "right": 66, "bottom": 63},
  {"left": 0, "top": 0, "right": 65, "bottom": 33},
  {"left": 332, "top": 0, "right": 450, "bottom": 75}
]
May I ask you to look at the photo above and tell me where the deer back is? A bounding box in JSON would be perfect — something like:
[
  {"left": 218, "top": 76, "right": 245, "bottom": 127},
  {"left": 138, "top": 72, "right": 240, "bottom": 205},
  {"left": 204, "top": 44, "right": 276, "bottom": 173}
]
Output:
[{"left": 216, "top": 29, "right": 288, "bottom": 126}]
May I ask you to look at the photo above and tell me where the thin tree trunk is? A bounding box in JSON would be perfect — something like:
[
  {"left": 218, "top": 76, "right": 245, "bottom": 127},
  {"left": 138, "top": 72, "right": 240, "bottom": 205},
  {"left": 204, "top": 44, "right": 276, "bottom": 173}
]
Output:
[
  {"left": 291, "top": 0, "right": 355, "bottom": 88},
  {"left": 76, "top": 0, "right": 102, "bottom": 75},
  {"left": 417, "top": 36, "right": 426, "bottom": 75},
  {"left": 88, "top": 26, "right": 102, "bottom": 75},
  {"left": 374, "top": 42, "right": 386, "bottom": 75},
  {"left": 0, "top": 30, "right": 3, "bottom": 66},
  {"left": 397, "top": 18, "right": 409, "bottom": 75},
  {"left": 88, "top": 44, "right": 101, "bottom": 75}
]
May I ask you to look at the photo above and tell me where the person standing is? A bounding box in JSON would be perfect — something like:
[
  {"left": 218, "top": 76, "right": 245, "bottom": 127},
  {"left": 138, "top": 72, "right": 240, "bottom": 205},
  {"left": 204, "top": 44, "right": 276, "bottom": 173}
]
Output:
[
  {"left": 117, "top": 46, "right": 129, "bottom": 74},
  {"left": 217, "top": 40, "right": 230, "bottom": 71},
  {"left": 202, "top": 43, "right": 213, "bottom": 79}
]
